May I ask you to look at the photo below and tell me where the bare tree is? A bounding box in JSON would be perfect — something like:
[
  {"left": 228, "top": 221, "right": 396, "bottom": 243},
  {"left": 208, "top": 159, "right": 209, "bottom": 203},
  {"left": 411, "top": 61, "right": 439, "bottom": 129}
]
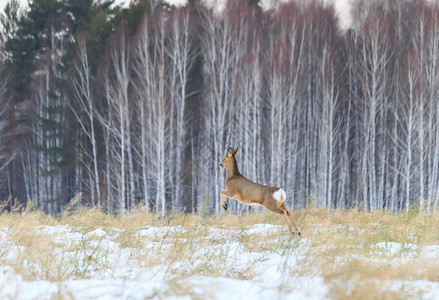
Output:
[
  {"left": 70, "top": 36, "right": 100, "bottom": 208},
  {"left": 265, "top": 3, "right": 304, "bottom": 208},
  {"left": 166, "top": 7, "right": 197, "bottom": 212},
  {"left": 98, "top": 28, "right": 133, "bottom": 212},
  {"left": 0, "top": 72, "right": 15, "bottom": 189},
  {"left": 199, "top": 2, "right": 250, "bottom": 213},
  {"left": 408, "top": 3, "right": 439, "bottom": 211},
  {"left": 357, "top": 7, "right": 393, "bottom": 211}
]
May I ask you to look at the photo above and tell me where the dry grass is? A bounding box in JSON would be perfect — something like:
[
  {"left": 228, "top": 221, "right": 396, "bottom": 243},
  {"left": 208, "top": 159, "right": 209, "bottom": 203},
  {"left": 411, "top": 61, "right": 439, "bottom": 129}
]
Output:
[
  {"left": 296, "top": 209, "right": 439, "bottom": 299},
  {"left": 0, "top": 207, "right": 438, "bottom": 299}
]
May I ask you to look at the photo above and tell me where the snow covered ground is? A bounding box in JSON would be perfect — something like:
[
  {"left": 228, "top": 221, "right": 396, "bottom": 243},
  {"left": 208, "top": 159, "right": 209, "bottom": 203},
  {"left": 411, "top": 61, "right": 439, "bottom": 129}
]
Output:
[
  {"left": 0, "top": 223, "right": 324, "bottom": 299},
  {"left": 0, "top": 218, "right": 438, "bottom": 299}
]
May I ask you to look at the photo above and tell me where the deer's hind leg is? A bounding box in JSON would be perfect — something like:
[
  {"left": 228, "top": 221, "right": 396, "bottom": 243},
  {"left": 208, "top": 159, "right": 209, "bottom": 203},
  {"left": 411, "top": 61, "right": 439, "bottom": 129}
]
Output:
[
  {"left": 285, "top": 209, "right": 301, "bottom": 236},
  {"left": 281, "top": 211, "right": 293, "bottom": 233},
  {"left": 274, "top": 206, "right": 301, "bottom": 236}
]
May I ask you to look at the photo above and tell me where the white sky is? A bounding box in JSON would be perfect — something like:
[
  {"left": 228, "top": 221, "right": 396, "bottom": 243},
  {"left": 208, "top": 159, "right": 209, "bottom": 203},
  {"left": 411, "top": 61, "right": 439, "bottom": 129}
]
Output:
[{"left": 0, "top": 0, "right": 352, "bottom": 29}]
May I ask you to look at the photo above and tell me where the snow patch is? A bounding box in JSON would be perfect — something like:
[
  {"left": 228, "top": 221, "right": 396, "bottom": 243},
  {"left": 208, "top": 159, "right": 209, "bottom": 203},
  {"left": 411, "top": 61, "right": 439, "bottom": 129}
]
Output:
[
  {"left": 173, "top": 275, "right": 329, "bottom": 300},
  {"left": 37, "top": 224, "right": 71, "bottom": 235},
  {"left": 375, "top": 242, "right": 418, "bottom": 257},
  {"left": 421, "top": 245, "right": 439, "bottom": 259},
  {"left": 385, "top": 280, "right": 439, "bottom": 299},
  {"left": 86, "top": 228, "right": 107, "bottom": 239},
  {"left": 245, "top": 223, "right": 283, "bottom": 235},
  {"left": 137, "top": 226, "right": 182, "bottom": 239}
]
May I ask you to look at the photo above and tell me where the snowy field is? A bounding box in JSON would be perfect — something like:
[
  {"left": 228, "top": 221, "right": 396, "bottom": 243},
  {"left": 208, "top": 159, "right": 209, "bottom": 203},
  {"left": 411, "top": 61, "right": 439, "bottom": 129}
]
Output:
[{"left": 0, "top": 210, "right": 438, "bottom": 299}]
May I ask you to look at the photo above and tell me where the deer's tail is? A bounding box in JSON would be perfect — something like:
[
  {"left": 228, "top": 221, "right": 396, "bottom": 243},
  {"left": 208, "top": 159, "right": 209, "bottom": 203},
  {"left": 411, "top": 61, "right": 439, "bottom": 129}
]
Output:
[{"left": 273, "top": 188, "right": 287, "bottom": 205}]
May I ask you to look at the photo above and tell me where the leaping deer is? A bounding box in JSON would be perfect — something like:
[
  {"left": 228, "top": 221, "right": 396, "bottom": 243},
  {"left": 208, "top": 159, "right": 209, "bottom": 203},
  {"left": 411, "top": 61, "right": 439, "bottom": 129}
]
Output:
[{"left": 220, "top": 147, "right": 301, "bottom": 236}]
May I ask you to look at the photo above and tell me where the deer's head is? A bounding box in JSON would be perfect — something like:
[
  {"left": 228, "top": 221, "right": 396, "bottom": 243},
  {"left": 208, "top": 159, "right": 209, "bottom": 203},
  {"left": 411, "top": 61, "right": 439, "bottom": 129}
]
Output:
[{"left": 220, "top": 147, "right": 239, "bottom": 168}]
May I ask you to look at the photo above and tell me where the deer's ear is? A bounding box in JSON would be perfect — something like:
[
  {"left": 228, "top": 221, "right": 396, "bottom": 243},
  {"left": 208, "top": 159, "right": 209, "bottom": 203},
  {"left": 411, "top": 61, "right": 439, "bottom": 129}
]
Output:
[
  {"left": 233, "top": 146, "right": 239, "bottom": 156},
  {"left": 227, "top": 147, "right": 234, "bottom": 156}
]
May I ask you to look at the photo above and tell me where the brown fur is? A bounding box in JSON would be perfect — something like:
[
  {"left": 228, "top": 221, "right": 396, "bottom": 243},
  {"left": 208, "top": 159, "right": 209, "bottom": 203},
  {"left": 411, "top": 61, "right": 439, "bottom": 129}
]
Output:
[{"left": 220, "top": 147, "right": 301, "bottom": 235}]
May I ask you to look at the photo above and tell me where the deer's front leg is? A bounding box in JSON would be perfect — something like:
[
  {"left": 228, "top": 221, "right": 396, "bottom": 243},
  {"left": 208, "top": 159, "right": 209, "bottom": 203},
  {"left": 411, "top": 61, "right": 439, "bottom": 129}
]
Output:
[
  {"left": 220, "top": 190, "right": 229, "bottom": 211},
  {"left": 232, "top": 193, "right": 248, "bottom": 205}
]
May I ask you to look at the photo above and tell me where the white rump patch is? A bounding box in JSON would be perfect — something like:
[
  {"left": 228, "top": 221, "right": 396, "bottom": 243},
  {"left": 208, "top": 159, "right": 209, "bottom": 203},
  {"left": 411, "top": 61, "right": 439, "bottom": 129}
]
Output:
[{"left": 272, "top": 188, "right": 286, "bottom": 202}]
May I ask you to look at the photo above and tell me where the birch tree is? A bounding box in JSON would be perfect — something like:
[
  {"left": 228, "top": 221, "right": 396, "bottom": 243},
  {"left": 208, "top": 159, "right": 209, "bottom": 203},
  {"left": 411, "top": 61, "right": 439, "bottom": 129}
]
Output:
[
  {"left": 265, "top": 4, "right": 304, "bottom": 208},
  {"left": 409, "top": 4, "right": 439, "bottom": 211},
  {"left": 358, "top": 8, "right": 393, "bottom": 211},
  {"left": 166, "top": 7, "right": 196, "bottom": 212},
  {"left": 199, "top": 1, "right": 250, "bottom": 213},
  {"left": 99, "top": 28, "right": 134, "bottom": 212},
  {"left": 70, "top": 37, "right": 100, "bottom": 208},
  {"left": 133, "top": 11, "right": 172, "bottom": 215}
]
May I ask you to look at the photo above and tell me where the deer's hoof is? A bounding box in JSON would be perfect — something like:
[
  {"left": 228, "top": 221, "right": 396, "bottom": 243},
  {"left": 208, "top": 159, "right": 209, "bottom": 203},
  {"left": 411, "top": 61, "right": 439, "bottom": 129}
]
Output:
[{"left": 222, "top": 199, "right": 228, "bottom": 211}]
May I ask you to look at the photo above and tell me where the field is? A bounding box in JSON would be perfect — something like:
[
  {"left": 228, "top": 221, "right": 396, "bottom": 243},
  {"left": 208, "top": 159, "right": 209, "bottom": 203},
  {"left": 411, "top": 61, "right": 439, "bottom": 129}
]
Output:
[{"left": 0, "top": 208, "right": 438, "bottom": 299}]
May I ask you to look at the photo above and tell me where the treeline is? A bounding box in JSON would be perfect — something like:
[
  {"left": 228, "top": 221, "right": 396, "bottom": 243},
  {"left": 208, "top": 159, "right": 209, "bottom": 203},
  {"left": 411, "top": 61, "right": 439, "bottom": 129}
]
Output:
[{"left": 1, "top": 0, "right": 439, "bottom": 214}]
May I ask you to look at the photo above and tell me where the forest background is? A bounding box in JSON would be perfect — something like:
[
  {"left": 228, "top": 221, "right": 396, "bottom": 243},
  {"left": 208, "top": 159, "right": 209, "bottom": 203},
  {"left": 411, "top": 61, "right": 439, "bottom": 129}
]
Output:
[{"left": 0, "top": 0, "right": 438, "bottom": 215}]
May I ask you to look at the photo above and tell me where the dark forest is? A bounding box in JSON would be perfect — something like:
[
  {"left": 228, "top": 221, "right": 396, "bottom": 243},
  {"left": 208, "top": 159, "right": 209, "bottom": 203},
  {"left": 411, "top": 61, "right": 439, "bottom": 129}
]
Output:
[{"left": 1, "top": 0, "right": 439, "bottom": 214}]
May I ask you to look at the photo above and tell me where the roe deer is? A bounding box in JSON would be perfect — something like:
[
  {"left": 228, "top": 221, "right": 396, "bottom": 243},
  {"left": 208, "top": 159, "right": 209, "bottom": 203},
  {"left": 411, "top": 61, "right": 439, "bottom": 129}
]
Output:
[{"left": 220, "top": 147, "right": 301, "bottom": 235}]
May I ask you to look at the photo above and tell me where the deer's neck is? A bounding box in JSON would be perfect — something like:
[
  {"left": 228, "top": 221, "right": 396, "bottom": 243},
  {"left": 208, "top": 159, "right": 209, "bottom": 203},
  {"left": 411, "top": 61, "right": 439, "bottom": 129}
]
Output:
[{"left": 226, "top": 158, "right": 241, "bottom": 179}]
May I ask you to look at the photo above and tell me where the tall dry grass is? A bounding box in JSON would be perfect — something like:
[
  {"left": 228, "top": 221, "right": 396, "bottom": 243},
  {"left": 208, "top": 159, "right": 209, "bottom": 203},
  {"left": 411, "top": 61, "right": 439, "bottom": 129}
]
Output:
[{"left": 0, "top": 204, "right": 437, "bottom": 299}]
